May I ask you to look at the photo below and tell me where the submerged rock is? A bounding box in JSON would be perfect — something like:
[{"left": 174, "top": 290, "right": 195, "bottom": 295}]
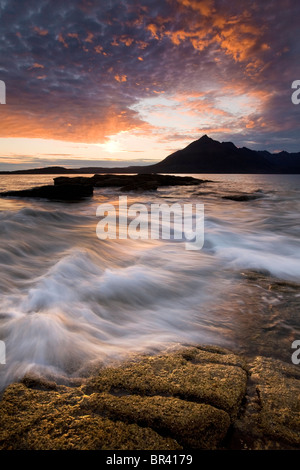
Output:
[
  {"left": 0, "top": 345, "right": 298, "bottom": 450},
  {"left": 222, "top": 193, "right": 263, "bottom": 202}
]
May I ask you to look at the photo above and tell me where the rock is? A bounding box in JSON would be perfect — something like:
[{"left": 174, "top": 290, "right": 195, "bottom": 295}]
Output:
[
  {"left": 20, "top": 374, "right": 58, "bottom": 391},
  {"left": 0, "top": 346, "right": 246, "bottom": 450},
  {"left": 222, "top": 193, "right": 263, "bottom": 201},
  {"left": 84, "top": 346, "right": 248, "bottom": 420},
  {"left": 0, "top": 383, "right": 179, "bottom": 450},
  {"left": 93, "top": 176, "right": 135, "bottom": 188},
  {"left": 53, "top": 176, "right": 92, "bottom": 186},
  {"left": 232, "top": 356, "right": 300, "bottom": 449},
  {"left": 53, "top": 173, "right": 207, "bottom": 190},
  {"left": 0, "top": 184, "right": 93, "bottom": 201},
  {"left": 81, "top": 393, "right": 230, "bottom": 449},
  {"left": 0, "top": 173, "right": 208, "bottom": 204},
  {"left": 0, "top": 345, "right": 298, "bottom": 450}
]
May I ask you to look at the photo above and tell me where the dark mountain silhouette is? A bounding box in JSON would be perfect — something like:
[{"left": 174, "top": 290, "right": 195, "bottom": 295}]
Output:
[
  {"left": 145, "top": 135, "right": 300, "bottom": 174},
  {"left": 1, "top": 135, "right": 300, "bottom": 174}
]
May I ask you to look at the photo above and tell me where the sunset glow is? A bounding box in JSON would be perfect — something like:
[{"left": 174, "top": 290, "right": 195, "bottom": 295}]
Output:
[{"left": 0, "top": 0, "right": 299, "bottom": 170}]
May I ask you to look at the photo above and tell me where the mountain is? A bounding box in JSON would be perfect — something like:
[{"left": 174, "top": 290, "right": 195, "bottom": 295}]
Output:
[
  {"left": 146, "top": 135, "right": 300, "bottom": 174},
  {"left": 1, "top": 135, "right": 300, "bottom": 174}
]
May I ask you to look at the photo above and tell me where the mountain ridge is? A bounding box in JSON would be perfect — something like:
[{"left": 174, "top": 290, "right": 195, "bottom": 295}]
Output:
[{"left": 1, "top": 135, "right": 300, "bottom": 174}]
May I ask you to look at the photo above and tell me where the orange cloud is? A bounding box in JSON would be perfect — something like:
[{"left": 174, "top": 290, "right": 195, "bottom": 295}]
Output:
[
  {"left": 111, "top": 37, "right": 119, "bottom": 46},
  {"left": 178, "top": 0, "right": 215, "bottom": 17},
  {"left": 0, "top": 102, "right": 145, "bottom": 143},
  {"left": 68, "top": 32, "right": 79, "bottom": 39},
  {"left": 115, "top": 74, "right": 127, "bottom": 83},
  {"left": 94, "top": 45, "right": 104, "bottom": 53},
  {"left": 33, "top": 26, "right": 49, "bottom": 36},
  {"left": 58, "top": 33, "right": 68, "bottom": 48},
  {"left": 28, "top": 63, "right": 45, "bottom": 70},
  {"left": 85, "top": 32, "right": 94, "bottom": 43},
  {"left": 136, "top": 40, "right": 148, "bottom": 49},
  {"left": 120, "top": 36, "right": 134, "bottom": 46},
  {"left": 147, "top": 0, "right": 267, "bottom": 76},
  {"left": 147, "top": 24, "right": 160, "bottom": 39}
]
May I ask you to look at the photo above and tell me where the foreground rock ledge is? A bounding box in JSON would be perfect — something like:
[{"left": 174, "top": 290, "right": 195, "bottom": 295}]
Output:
[{"left": 0, "top": 345, "right": 299, "bottom": 450}]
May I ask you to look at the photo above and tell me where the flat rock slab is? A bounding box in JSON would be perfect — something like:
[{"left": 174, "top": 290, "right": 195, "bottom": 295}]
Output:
[
  {"left": 0, "top": 345, "right": 299, "bottom": 450},
  {"left": 84, "top": 346, "right": 248, "bottom": 420},
  {"left": 0, "top": 383, "right": 180, "bottom": 450},
  {"left": 0, "top": 346, "right": 246, "bottom": 450}
]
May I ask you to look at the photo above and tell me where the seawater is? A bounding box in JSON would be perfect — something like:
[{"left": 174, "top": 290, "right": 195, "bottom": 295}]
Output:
[{"left": 0, "top": 173, "right": 299, "bottom": 388}]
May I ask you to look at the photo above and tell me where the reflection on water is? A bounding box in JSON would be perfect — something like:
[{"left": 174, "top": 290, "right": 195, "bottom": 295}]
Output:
[{"left": 0, "top": 173, "right": 299, "bottom": 388}]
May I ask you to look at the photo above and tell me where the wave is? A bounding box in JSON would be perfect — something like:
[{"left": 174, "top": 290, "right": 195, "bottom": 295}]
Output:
[
  {"left": 0, "top": 246, "right": 224, "bottom": 388},
  {"left": 0, "top": 176, "right": 300, "bottom": 388},
  {"left": 204, "top": 217, "right": 300, "bottom": 281}
]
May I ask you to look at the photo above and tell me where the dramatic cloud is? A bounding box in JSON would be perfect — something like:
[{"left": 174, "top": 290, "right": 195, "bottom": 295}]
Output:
[{"left": 0, "top": 0, "right": 299, "bottom": 169}]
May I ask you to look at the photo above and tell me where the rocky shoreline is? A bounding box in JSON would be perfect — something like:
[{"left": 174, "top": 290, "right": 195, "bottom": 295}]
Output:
[{"left": 0, "top": 344, "right": 299, "bottom": 450}]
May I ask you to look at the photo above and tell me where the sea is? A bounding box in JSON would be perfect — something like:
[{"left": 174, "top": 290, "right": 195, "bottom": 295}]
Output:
[{"left": 0, "top": 173, "right": 299, "bottom": 389}]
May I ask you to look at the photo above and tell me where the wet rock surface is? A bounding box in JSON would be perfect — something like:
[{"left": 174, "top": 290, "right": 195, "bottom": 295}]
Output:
[{"left": 0, "top": 345, "right": 299, "bottom": 450}]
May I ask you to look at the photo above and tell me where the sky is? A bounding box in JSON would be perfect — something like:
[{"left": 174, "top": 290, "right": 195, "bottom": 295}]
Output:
[{"left": 0, "top": 0, "right": 300, "bottom": 170}]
